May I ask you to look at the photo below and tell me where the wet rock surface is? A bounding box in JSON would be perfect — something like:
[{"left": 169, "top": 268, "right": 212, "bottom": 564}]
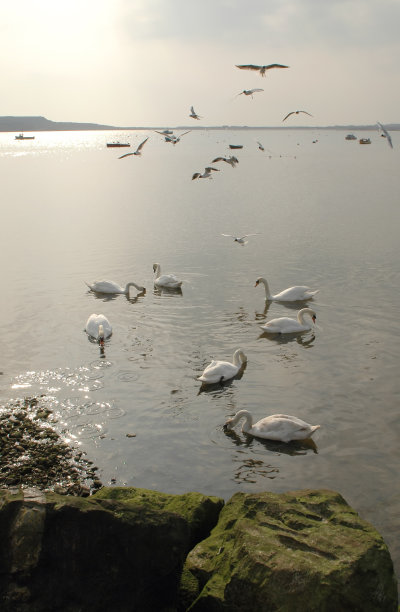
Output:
[{"left": 0, "top": 397, "right": 101, "bottom": 495}]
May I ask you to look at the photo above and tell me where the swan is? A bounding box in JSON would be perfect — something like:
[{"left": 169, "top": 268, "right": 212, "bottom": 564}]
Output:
[
  {"left": 260, "top": 308, "right": 316, "bottom": 334},
  {"left": 85, "top": 280, "right": 145, "bottom": 295},
  {"left": 153, "top": 263, "right": 182, "bottom": 289},
  {"left": 198, "top": 349, "right": 247, "bottom": 384},
  {"left": 255, "top": 277, "right": 319, "bottom": 302},
  {"left": 85, "top": 314, "right": 112, "bottom": 342},
  {"left": 224, "top": 410, "right": 320, "bottom": 442}
]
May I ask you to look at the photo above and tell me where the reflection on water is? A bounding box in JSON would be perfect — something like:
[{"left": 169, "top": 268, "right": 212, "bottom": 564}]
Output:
[{"left": 1, "top": 129, "right": 400, "bottom": 588}]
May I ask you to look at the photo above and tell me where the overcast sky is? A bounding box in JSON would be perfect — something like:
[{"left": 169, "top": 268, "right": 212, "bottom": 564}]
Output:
[{"left": 2, "top": 0, "right": 399, "bottom": 127}]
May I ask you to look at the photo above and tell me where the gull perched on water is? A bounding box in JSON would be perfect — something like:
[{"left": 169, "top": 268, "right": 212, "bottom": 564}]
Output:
[
  {"left": 235, "top": 63, "right": 289, "bottom": 76},
  {"left": 282, "top": 110, "right": 313, "bottom": 122},
  {"left": 212, "top": 155, "right": 239, "bottom": 168},
  {"left": 377, "top": 121, "right": 393, "bottom": 149},
  {"left": 118, "top": 137, "right": 149, "bottom": 158},
  {"left": 236, "top": 88, "right": 264, "bottom": 98},
  {"left": 192, "top": 167, "right": 220, "bottom": 180},
  {"left": 221, "top": 233, "right": 259, "bottom": 245},
  {"left": 189, "top": 106, "right": 202, "bottom": 120}
]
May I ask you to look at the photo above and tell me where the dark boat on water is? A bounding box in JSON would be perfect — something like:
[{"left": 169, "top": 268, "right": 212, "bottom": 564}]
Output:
[
  {"left": 15, "top": 133, "right": 35, "bottom": 140},
  {"left": 229, "top": 144, "right": 243, "bottom": 149},
  {"left": 106, "top": 142, "right": 130, "bottom": 148}
]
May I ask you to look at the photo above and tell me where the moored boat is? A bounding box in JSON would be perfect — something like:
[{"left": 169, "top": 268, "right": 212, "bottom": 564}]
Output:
[
  {"left": 345, "top": 134, "right": 357, "bottom": 140},
  {"left": 359, "top": 138, "right": 371, "bottom": 144},
  {"left": 229, "top": 144, "right": 243, "bottom": 149},
  {"left": 15, "top": 133, "right": 35, "bottom": 140},
  {"left": 106, "top": 142, "right": 130, "bottom": 148}
]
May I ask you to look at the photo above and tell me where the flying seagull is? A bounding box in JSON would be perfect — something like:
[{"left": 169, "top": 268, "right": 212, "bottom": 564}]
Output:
[
  {"left": 221, "top": 233, "right": 260, "bottom": 246},
  {"left": 282, "top": 110, "right": 313, "bottom": 122},
  {"left": 119, "top": 137, "right": 149, "bottom": 158},
  {"left": 189, "top": 106, "right": 202, "bottom": 120},
  {"left": 211, "top": 155, "right": 239, "bottom": 168},
  {"left": 192, "top": 167, "right": 220, "bottom": 180},
  {"left": 236, "top": 63, "right": 289, "bottom": 76},
  {"left": 236, "top": 88, "right": 264, "bottom": 98},
  {"left": 377, "top": 121, "right": 393, "bottom": 149}
]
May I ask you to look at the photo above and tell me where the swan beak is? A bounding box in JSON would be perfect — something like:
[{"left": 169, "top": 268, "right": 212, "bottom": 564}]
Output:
[
  {"left": 312, "top": 315, "right": 316, "bottom": 323},
  {"left": 255, "top": 280, "right": 259, "bottom": 287}
]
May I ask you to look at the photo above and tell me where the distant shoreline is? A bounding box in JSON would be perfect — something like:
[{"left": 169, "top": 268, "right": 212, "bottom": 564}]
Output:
[{"left": 1, "top": 115, "right": 399, "bottom": 132}]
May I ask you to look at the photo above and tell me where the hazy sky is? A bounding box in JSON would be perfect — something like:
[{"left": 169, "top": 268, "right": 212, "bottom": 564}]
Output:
[{"left": 2, "top": 0, "right": 399, "bottom": 127}]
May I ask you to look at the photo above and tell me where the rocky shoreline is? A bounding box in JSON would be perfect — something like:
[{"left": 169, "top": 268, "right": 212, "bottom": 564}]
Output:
[{"left": 0, "top": 397, "right": 398, "bottom": 611}]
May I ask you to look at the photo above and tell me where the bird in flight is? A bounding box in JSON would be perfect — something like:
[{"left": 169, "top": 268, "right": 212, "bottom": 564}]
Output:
[
  {"left": 282, "top": 110, "right": 313, "bottom": 122},
  {"left": 221, "top": 233, "right": 260, "bottom": 246},
  {"left": 155, "top": 130, "right": 191, "bottom": 144},
  {"left": 257, "top": 141, "right": 265, "bottom": 151},
  {"left": 189, "top": 106, "right": 202, "bottom": 120},
  {"left": 211, "top": 155, "right": 239, "bottom": 168},
  {"left": 236, "top": 88, "right": 264, "bottom": 98},
  {"left": 192, "top": 167, "right": 220, "bottom": 180},
  {"left": 377, "top": 121, "right": 393, "bottom": 149},
  {"left": 119, "top": 137, "right": 149, "bottom": 158},
  {"left": 236, "top": 63, "right": 289, "bottom": 76}
]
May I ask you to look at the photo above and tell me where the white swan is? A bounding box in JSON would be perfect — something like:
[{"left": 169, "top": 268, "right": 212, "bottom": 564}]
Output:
[
  {"left": 85, "top": 314, "right": 112, "bottom": 341},
  {"left": 153, "top": 263, "right": 182, "bottom": 289},
  {"left": 85, "top": 280, "right": 145, "bottom": 295},
  {"left": 198, "top": 349, "right": 247, "bottom": 384},
  {"left": 255, "top": 277, "right": 319, "bottom": 301},
  {"left": 260, "top": 308, "right": 316, "bottom": 334},
  {"left": 224, "top": 410, "right": 320, "bottom": 442}
]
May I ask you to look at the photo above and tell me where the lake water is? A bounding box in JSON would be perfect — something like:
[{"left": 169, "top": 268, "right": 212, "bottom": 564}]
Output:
[{"left": 1, "top": 128, "right": 399, "bottom": 585}]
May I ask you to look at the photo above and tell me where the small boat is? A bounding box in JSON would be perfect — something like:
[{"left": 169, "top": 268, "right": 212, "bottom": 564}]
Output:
[
  {"left": 106, "top": 142, "right": 130, "bottom": 148},
  {"left": 359, "top": 138, "right": 371, "bottom": 145},
  {"left": 15, "top": 133, "right": 35, "bottom": 140},
  {"left": 229, "top": 144, "right": 243, "bottom": 149},
  {"left": 345, "top": 134, "right": 357, "bottom": 140}
]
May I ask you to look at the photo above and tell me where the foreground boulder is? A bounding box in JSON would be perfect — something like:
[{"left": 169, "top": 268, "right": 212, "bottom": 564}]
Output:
[
  {"left": 0, "top": 486, "right": 223, "bottom": 612},
  {"left": 180, "top": 489, "right": 398, "bottom": 611}
]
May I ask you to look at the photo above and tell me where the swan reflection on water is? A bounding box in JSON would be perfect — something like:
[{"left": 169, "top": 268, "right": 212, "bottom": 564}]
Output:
[
  {"left": 224, "top": 426, "right": 319, "bottom": 455},
  {"left": 258, "top": 330, "right": 316, "bottom": 347}
]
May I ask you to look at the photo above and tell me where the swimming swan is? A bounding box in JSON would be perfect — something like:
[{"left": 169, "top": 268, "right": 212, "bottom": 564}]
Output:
[
  {"left": 198, "top": 349, "right": 247, "bottom": 384},
  {"left": 153, "top": 263, "right": 182, "bottom": 289},
  {"left": 255, "top": 277, "right": 319, "bottom": 301},
  {"left": 85, "top": 314, "right": 112, "bottom": 341},
  {"left": 260, "top": 308, "right": 316, "bottom": 334},
  {"left": 224, "top": 410, "right": 320, "bottom": 442},
  {"left": 85, "top": 280, "right": 145, "bottom": 295}
]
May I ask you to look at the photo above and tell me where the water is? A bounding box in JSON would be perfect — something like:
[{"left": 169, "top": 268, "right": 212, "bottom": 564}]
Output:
[{"left": 1, "top": 128, "right": 399, "bottom": 584}]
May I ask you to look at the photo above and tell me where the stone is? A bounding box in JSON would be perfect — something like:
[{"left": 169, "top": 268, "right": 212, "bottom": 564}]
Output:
[{"left": 180, "top": 489, "right": 398, "bottom": 612}]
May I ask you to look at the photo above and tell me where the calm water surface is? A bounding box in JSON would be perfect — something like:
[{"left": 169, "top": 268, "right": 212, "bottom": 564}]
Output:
[{"left": 1, "top": 128, "right": 399, "bottom": 584}]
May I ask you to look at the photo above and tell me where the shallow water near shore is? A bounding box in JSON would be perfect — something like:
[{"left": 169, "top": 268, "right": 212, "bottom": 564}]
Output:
[{"left": 1, "top": 128, "right": 399, "bottom": 585}]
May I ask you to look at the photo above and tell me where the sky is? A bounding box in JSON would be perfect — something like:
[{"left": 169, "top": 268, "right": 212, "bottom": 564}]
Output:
[{"left": 1, "top": 0, "right": 399, "bottom": 127}]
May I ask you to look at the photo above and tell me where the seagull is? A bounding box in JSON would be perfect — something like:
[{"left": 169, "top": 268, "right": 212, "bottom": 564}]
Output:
[
  {"left": 118, "top": 137, "right": 149, "bottom": 158},
  {"left": 221, "top": 233, "right": 260, "bottom": 245},
  {"left": 192, "top": 167, "right": 220, "bottom": 180},
  {"left": 211, "top": 155, "right": 239, "bottom": 168},
  {"left": 189, "top": 106, "right": 202, "bottom": 120},
  {"left": 236, "top": 63, "right": 289, "bottom": 76},
  {"left": 236, "top": 88, "right": 264, "bottom": 98},
  {"left": 282, "top": 110, "right": 313, "bottom": 122},
  {"left": 155, "top": 130, "right": 191, "bottom": 144},
  {"left": 377, "top": 121, "right": 393, "bottom": 149},
  {"left": 257, "top": 141, "right": 265, "bottom": 151}
]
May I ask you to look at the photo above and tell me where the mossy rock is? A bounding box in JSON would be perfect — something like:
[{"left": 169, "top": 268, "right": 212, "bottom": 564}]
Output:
[
  {"left": 93, "top": 486, "right": 224, "bottom": 549},
  {"left": 181, "top": 489, "right": 398, "bottom": 612}
]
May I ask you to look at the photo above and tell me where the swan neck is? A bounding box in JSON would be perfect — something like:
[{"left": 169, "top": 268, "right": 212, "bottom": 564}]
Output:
[
  {"left": 153, "top": 264, "right": 161, "bottom": 277},
  {"left": 297, "top": 308, "right": 314, "bottom": 324},
  {"left": 259, "top": 278, "right": 272, "bottom": 299},
  {"left": 232, "top": 349, "right": 246, "bottom": 367},
  {"left": 234, "top": 410, "right": 253, "bottom": 432},
  {"left": 125, "top": 282, "right": 141, "bottom": 292}
]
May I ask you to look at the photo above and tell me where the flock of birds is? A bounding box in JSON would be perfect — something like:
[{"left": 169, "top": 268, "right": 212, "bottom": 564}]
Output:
[
  {"left": 84, "top": 261, "right": 321, "bottom": 443},
  {"left": 87, "top": 61, "right": 393, "bottom": 446}
]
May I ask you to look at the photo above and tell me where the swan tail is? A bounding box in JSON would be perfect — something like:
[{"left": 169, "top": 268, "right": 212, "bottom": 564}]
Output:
[
  {"left": 310, "top": 425, "right": 320, "bottom": 436},
  {"left": 306, "top": 290, "right": 319, "bottom": 297},
  {"left": 85, "top": 281, "right": 93, "bottom": 290}
]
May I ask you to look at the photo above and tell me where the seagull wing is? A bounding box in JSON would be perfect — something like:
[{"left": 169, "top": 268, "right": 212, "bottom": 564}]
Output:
[
  {"left": 205, "top": 167, "right": 220, "bottom": 172},
  {"left": 190, "top": 106, "right": 195, "bottom": 114},
  {"left": 251, "top": 88, "right": 264, "bottom": 93},
  {"left": 377, "top": 122, "right": 393, "bottom": 148},
  {"left": 136, "top": 137, "right": 149, "bottom": 152},
  {"left": 235, "top": 64, "right": 262, "bottom": 71},
  {"left": 299, "top": 111, "right": 313, "bottom": 117},
  {"left": 118, "top": 152, "right": 135, "bottom": 159},
  {"left": 212, "top": 157, "right": 225, "bottom": 163},
  {"left": 221, "top": 234, "right": 234, "bottom": 238},
  {"left": 282, "top": 112, "right": 295, "bottom": 122},
  {"left": 192, "top": 173, "right": 201, "bottom": 180},
  {"left": 265, "top": 63, "right": 289, "bottom": 69},
  {"left": 178, "top": 131, "right": 191, "bottom": 138}
]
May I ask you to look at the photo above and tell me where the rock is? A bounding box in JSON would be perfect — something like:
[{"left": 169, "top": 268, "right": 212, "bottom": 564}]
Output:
[
  {"left": 0, "top": 486, "right": 223, "bottom": 612},
  {"left": 93, "top": 486, "right": 224, "bottom": 550},
  {"left": 180, "top": 489, "right": 398, "bottom": 612}
]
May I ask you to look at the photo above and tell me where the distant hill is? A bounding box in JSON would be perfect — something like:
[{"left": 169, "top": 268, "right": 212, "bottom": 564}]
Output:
[
  {"left": 0, "top": 116, "right": 120, "bottom": 132},
  {"left": 0, "top": 116, "right": 399, "bottom": 132}
]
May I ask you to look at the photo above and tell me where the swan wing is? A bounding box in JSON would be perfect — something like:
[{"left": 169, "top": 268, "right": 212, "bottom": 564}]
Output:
[
  {"left": 252, "top": 414, "right": 317, "bottom": 442},
  {"left": 273, "top": 286, "right": 316, "bottom": 301},
  {"left": 85, "top": 314, "right": 112, "bottom": 338},
  {"left": 87, "top": 280, "right": 123, "bottom": 293},
  {"left": 261, "top": 317, "right": 301, "bottom": 333},
  {"left": 155, "top": 274, "right": 182, "bottom": 288},
  {"left": 198, "top": 360, "right": 238, "bottom": 383}
]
